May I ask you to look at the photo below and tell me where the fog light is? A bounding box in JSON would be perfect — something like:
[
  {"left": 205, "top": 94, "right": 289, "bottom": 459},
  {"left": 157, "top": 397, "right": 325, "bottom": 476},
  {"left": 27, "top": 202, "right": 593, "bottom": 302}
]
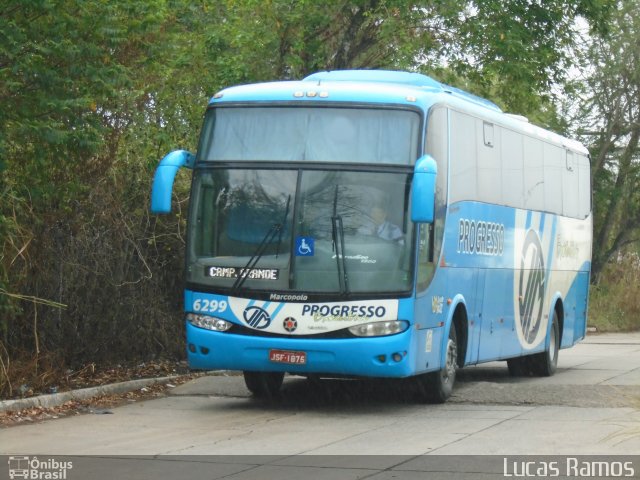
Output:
[
  {"left": 392, "top": 353, "right": 403, "bottom": 362},
  {"left": 187, "top": 313, "right": 233, "bottom": 332},
  {"left": 349, "top": 320, "right": 409, "bottom": 337},
  {"left": 188, "top": 343, "right": 196, "bottom": 353}
]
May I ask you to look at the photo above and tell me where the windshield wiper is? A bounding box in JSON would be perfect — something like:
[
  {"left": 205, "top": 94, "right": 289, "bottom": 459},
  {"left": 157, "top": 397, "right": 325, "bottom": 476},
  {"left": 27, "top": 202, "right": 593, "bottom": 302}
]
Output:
[
  {"left": 275, "top": 195, "right": 291, "bottom": 259},
  {"left": 232, "top": 195, "right": 291, "bottom": 292},
  {"left": 331, "top": 186, "right": 349, "bottom": 294}
]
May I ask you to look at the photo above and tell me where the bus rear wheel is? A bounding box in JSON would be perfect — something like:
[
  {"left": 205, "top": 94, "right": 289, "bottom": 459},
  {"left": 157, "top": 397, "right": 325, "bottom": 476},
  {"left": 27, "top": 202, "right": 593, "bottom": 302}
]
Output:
[
  {"left": 416, "top": 324, "right": 457, "bottom": 403},
  {"left": 507, "top": 311, "right": 560, "bottom": 377},
  {"left": 529, "top": 311, "right": 560, "bottom": 376},
  {"left": 243, "top": 371, "right": 284, "bottom": 398}
]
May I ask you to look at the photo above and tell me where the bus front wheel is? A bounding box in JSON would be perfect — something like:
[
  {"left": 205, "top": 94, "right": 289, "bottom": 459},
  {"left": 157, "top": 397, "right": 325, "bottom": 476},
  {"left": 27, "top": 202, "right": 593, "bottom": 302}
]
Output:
[
  {"left": 243, "top": 371, "right": 284, "bottom": 398},
  {"left": 416, "top": 324, "right": 458, "bottom": 403}
]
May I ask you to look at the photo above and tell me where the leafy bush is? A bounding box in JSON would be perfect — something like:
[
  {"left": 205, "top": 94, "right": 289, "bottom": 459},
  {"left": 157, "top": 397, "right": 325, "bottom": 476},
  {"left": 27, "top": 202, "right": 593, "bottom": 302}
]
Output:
[{"left": 589, "top": 252, "right": 640, "bottom": 332}]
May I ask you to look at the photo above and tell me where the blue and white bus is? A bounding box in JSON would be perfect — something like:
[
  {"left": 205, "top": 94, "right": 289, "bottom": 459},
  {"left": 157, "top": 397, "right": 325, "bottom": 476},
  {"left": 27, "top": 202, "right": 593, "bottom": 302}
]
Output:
[{"left": 151, "top": 70, "right": 592, "bottom": 402}]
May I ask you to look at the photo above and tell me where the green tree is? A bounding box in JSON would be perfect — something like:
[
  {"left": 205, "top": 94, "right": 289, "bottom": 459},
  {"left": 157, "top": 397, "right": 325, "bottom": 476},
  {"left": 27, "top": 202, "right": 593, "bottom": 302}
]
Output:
[
  {"left": 0, "top": 0, "right": 186, "bottom": 366},
  {"left": 436, "top": 0, "right": 614, "bottom": 124},
  {"left": 574, "top": 0, "right": 640, "bottom": 282},
  {"left": 203, "top": 0, "right": 613, "bottom": 124},
  {"left": 202, "top": 0, "right": 446, "bottom": 84}
]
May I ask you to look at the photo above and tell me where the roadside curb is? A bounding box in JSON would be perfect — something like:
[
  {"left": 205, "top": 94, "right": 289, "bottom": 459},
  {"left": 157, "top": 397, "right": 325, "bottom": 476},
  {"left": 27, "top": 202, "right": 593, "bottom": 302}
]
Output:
[{"left": 0, "top": 376, "right": 180, "bottom": 413}]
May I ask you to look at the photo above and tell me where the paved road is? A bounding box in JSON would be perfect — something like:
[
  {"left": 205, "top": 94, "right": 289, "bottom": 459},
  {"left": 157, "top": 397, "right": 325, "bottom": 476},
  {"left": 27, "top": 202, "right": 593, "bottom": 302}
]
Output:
[{"left": 1, "top": 333, "right": 639, "bottom": 479}]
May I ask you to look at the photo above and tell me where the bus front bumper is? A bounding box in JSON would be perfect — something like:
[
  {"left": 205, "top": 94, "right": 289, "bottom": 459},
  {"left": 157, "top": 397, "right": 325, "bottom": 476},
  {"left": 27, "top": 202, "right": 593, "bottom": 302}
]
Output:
[{"left": 186, "top": 322, "right": 422, "bottom": 378}]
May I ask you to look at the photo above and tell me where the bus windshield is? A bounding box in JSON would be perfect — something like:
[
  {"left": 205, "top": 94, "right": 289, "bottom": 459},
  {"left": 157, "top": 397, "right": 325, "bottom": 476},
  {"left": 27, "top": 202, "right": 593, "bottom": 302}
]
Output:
[
  {"left": 186, "top": 168, "right": 415, "bottom": 296},
  {"left": 196, "top": 107, "right": 421, "bottom": 165}
]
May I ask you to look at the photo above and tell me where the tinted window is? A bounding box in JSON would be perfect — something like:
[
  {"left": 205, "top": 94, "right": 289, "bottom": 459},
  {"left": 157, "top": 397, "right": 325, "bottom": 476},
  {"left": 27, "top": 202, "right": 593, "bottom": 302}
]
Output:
[{"left": 197, "top": 107, "right": 421, "bottom": 165}]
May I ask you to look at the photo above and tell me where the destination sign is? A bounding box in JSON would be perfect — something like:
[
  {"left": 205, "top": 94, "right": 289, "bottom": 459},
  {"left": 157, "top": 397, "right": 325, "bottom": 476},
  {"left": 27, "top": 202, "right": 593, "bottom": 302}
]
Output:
[{"left": 205, "top": 266, "right": 279, "bottom": 280}]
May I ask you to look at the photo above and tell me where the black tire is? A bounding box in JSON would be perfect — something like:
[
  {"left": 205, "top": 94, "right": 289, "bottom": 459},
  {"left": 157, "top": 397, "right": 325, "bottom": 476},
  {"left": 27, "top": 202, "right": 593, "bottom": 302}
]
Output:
[
  {"left": 507, "top": 310, "right": 559, "bottom": 377},
  {"left": 507, "top": 356, "right": 532, "bottom": 376},
  {"left": 529, "top": 310, "right": 560, "bottom": 377},
  {"left": 243, "top": 371, "right": 284, "bottom": 398},
  {"left": 416, "top": 324, "right": 458, "bottom": 403}
]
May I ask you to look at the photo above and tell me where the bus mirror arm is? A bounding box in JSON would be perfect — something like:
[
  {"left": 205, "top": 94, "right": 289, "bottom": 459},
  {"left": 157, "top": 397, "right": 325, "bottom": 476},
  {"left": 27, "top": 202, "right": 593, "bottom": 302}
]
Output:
[
  {"left": 150, "top": 150, "right": 195, "bottom": 214},
  {"left": 411, "top": 154, "right": 437, "bottom": 223}
]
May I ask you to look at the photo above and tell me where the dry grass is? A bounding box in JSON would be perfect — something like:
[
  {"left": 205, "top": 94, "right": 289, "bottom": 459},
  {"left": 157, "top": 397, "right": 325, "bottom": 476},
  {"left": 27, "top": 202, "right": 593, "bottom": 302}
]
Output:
[
  {"left": 589, "top": 253, "right": 640, "bottom": 332},
  {"left": 0, "top": 372, "right": 199, "bottom": 427},
  {"left": 0, "top": 354, "right": 188, "bottom": 400}
]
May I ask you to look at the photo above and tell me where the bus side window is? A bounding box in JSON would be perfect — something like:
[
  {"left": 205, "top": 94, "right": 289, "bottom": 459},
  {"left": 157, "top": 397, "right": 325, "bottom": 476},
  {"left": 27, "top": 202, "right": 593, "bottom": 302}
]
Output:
[
  {"left": 577, "top": 154, "right": 591, "bottom": 218},
  {"left": 562, "top": 150, "right": 580, "bottom": 218},
  {"left": 417, "top": 223, "right": 434, "bottom": 292}
]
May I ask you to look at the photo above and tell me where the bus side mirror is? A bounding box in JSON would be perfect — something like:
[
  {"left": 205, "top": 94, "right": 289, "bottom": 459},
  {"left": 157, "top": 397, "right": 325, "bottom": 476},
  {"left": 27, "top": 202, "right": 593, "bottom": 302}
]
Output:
[
  {"left": 150, "top": 150, "right": 195, "bottom": 214},
  {"left": 411, "top": 154, "right": 437, "bottom": 223}
]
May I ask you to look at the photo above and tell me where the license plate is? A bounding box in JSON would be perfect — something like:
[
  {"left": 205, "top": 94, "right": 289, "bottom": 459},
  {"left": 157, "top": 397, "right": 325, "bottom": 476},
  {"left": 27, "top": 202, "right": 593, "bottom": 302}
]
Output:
[{"left": 269, "top": 349, "right": 307, "bottom": 365}]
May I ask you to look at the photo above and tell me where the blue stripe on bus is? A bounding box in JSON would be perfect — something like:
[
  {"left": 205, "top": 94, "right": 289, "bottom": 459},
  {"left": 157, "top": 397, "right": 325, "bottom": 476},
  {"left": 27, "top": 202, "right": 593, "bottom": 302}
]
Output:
[{"left": 272, "top": 302, "right": 286, "bottom": 318}]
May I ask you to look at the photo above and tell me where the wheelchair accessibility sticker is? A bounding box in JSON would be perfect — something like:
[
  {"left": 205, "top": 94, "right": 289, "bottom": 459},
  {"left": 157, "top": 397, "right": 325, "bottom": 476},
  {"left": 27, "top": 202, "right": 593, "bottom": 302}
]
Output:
[{"left": 295, "top": 236, "right": 314, "bottom": 256}]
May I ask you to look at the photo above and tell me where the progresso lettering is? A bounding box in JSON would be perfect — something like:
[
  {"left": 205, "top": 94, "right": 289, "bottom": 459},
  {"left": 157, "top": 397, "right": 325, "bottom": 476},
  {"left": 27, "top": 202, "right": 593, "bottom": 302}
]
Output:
[
  {"left": 457, "top": 218, "right": 505, "bottom": 256},
  {"left": 301, "top": 304, "right": 386, "bottom": 322}
]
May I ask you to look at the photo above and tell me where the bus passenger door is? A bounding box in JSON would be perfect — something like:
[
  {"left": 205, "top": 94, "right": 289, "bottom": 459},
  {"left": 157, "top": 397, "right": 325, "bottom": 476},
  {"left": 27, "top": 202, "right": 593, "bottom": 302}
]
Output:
[{"left": 477, "top": 269, "right": 519, "bottom": 362}]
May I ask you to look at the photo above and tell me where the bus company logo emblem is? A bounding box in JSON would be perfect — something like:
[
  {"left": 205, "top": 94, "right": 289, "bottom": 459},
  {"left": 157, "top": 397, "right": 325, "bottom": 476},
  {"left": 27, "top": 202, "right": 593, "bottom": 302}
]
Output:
[
  {"left": 283, "top": 317, "right": 298, "bottom": 333},
  {"left": 518, "top": 229, "right": 546, "bottom": 345},
  {"left": 243, "top": 306, "right": 271, "bottom": 329}
]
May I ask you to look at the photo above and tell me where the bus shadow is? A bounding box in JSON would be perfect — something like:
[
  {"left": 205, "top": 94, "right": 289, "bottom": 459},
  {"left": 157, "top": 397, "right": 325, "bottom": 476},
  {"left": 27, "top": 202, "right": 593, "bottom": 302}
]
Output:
[
  {"left": 456, "top": 363, "right": 514, "bottom": 383},
  {"left": 245, "top": 376, "right": 427, "bottom": 411},
  {"left": 241, "top": 363, "right": 521, "bottom": 411},
  {"left": 212, "top": 362, "right": 544, "bottom": 412}
]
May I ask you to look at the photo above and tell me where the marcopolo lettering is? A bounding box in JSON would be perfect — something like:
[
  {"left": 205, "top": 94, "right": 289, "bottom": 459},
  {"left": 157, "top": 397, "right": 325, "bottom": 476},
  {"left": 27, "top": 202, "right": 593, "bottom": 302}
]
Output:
[
  {"left": 457, "top": 218, "right": 505, "bottom": 256},
  {"left": 270, "top": 293, "right": 309, "bottom": 301},
  {"left": 301, "top": 304, "right": 386, "bottom": 319}
]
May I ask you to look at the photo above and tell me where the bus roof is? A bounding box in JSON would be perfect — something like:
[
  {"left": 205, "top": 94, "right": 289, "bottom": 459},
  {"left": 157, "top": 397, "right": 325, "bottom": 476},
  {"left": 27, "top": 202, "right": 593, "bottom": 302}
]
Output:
[
  {"left": 209, "top": 70, "right": 588, "bottom": 155},
  {"left": 210, "top": 70, "right": 501, "bottom": 113},
  {"left": 304, "top": 70, "right": 502, "bottom": 112}
]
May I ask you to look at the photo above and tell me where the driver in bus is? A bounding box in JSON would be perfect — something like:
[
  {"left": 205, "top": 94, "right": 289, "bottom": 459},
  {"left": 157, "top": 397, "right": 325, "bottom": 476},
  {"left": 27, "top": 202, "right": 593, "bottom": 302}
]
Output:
[{"left": 359, "top": 205, "right": 405, "bottom": 245}]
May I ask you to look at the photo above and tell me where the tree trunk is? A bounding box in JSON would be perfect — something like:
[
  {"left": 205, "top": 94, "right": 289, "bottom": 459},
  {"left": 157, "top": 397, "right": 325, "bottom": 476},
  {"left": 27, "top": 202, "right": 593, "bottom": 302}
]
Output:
[{"left": 591, "top": 125, "right": 640, "bottom": 282}]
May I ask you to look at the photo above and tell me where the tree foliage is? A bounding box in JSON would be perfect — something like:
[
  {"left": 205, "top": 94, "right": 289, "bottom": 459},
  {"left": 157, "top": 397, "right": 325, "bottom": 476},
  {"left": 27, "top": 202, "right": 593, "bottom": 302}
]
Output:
[
  {"left": 203, "top": 0, "right": 614, "bottom": 121},
  {"left": 574, "top": 0, "right": 640, "bottom": 281},
  {"left": 0, "top": 0, "right": 194, "bottom": 371},
  {"left": 441, "top": 1, "right": 613, "bottom": 115}
]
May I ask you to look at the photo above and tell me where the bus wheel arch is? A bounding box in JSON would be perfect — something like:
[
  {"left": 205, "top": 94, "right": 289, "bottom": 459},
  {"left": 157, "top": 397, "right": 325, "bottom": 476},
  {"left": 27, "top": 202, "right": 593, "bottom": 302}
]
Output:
[
  {"left": 508, "top": 297, "right": 564, "bottom": 377},
  {"left": 451, "top": 303, "right": 468, "bottom": 368},
  {"left": 416, "top": 300, "right": 468, "bottom": 403},
  {"left": 554, "top": 298, "right": 565, "bottom": 348}
]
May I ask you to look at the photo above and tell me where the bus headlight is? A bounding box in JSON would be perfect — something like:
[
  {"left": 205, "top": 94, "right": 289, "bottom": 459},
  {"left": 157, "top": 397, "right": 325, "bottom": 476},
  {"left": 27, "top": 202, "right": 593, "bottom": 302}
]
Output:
[
  {"left": 348, "top": 320, "right": 409, "bottom": 337},
  {"left": 186, "top": 313, "right": 233, "bottom": 332}
]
